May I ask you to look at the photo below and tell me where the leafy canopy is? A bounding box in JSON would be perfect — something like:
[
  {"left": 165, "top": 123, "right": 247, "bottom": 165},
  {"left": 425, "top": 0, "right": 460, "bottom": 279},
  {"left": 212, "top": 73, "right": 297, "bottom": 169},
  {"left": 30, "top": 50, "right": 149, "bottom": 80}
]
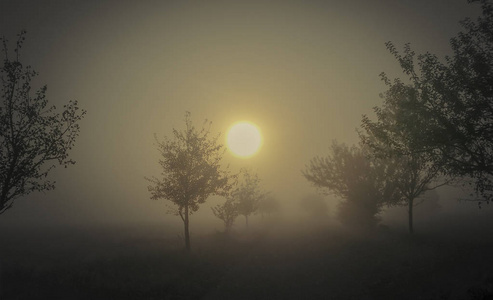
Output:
[
  {"left": 146, "top": 112, "right": 233, "bottom": 219},
  {"left": 0, "top": 31, "right": 85, "bottom": 214},
  {"left": 303, "top": 142, "right": 401, "bottom": 227},
  {"left": 233, "top": 169, "right": 266, "bottom": 219},
  {"left": 367, "top": 0, "right": 493, "bottom": 199}
]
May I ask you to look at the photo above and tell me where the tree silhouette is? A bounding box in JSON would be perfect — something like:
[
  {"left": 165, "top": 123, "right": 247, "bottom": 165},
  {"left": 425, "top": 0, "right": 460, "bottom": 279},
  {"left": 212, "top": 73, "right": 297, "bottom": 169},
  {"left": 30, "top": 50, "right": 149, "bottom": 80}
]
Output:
[
  {"left": 233, "top": 169, "right": 266, "bottom": 228},
  {"left": 211, "top": 198, "right": 239, "bottom": 233},
  {"left": 0, "top": 31, "right": 86, "bottom": 214},
  {"left": 372, "top": 0, "right": 493, "bottom": 202},
  {"left": 146, "top": 112, "right": 233, "bottom": 251},
  {"left": 303, "top": 142, "right": 401, "bottom": 229},
  {"left": 361, "top": 82, "right": 450, "bottom": 233}
]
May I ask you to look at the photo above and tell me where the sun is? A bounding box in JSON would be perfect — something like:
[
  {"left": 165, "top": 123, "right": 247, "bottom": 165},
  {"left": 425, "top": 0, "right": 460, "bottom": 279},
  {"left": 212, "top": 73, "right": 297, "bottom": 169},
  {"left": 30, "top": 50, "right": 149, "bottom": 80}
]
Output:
[{"left": 227, "top": 121, "right": 262, "bottom": 158}]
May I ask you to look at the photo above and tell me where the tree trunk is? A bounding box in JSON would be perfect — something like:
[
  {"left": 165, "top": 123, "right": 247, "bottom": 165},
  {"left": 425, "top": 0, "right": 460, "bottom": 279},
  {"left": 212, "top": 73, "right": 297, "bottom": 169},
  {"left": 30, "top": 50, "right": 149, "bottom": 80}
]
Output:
[
  {"left": 245, "top": 215, "right": 249, "bottom": 228},
  {"left": 184, "top": 205, "right": 191, "bottom": 251},
  {"left": 408, "top": 198, "right": 414, "bottom": 234}
]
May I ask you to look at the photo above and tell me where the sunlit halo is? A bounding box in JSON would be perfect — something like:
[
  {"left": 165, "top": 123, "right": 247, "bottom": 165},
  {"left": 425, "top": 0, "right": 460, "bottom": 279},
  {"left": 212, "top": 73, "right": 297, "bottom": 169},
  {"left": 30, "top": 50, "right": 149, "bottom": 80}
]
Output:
[{"left": 227, "top": 122, "right": 262, "bottom": 158}]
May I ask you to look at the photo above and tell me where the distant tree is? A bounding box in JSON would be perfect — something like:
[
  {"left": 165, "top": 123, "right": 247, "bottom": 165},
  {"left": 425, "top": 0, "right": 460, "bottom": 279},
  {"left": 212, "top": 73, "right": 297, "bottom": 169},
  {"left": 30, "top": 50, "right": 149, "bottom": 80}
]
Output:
[
  {"left": 146, "top": 112, "right": 233, "bottom": 251},
  {"left": 303, "top": 141, "right": 401, "bottom": 229},
  {"left": 299, "top": 194, "right": 328, "bottom": 219},
  {"left": 0, "top": 31, "right": 86, "bottom": 214},
  {"left": 211, "top": 198, "right": 239, "bottom": 233},
  {"left": 233, "top": 169, "right": 266, "bottom": 228},
  {"left": 371, "top": 0, "right": 493, "bottom": 202},
  {"left": 257, "top": 195, "right": 281, "bottom": 220}
]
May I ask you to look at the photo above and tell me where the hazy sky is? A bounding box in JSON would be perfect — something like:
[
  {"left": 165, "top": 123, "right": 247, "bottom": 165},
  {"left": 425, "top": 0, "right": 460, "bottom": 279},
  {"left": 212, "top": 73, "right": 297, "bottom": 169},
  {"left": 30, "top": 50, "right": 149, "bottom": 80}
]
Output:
[{"left": 0, "top": 0, "right": 482, "bottom": 228}]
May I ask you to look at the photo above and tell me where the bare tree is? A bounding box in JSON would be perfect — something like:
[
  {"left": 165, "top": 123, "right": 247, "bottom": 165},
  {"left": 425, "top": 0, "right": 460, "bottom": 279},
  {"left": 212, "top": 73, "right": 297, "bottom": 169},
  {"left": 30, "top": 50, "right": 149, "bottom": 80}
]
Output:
[
  {"left": 0, "top": 31, "right": 86, "bottom": 214},
  {"left": 146, "top": 112, "right": 233, "bottom": 251}
]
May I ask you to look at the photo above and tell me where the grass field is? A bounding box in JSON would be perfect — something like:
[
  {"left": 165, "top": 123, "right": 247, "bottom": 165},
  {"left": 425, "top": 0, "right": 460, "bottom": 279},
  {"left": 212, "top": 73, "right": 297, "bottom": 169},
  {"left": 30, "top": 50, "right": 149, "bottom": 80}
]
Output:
[{"left": 1, "top": 219, "right": 493, "bottom": 300}]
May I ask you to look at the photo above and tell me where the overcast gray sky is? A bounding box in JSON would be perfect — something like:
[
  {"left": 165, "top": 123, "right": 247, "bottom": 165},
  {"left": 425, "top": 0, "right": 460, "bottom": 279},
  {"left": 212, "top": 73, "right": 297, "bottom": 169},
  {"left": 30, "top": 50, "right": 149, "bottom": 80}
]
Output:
[{"left": 0, "top": 0, "right": 482, "bottom": 229}]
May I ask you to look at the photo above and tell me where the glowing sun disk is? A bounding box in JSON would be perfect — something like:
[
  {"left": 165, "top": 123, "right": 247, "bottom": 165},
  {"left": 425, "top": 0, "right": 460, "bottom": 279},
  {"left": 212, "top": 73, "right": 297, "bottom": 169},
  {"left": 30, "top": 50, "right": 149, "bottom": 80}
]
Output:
[{"left": 227, "top": 122, "right": 262, "bottom": 158}]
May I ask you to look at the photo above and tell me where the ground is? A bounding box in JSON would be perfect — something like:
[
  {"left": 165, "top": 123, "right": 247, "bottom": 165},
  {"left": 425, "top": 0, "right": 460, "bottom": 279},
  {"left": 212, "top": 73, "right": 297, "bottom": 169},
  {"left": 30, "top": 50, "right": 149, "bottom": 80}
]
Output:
[{"left": 1, "top": 220, "right": 493, "bottom": 299}]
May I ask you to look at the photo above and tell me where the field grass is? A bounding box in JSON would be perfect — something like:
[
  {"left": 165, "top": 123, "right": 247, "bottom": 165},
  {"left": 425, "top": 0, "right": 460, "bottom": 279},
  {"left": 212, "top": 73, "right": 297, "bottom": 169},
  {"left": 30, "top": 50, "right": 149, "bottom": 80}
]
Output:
[{"left": 1, "top": 220, "right": 493, "bottom": 299}]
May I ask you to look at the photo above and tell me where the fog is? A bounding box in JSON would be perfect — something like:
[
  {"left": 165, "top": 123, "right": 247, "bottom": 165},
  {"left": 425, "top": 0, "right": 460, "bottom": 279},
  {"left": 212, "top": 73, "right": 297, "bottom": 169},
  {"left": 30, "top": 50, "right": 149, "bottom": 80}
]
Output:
[
  {"left": 2, "top": 1, "right": 493, "bottom": 299},
  {"left": 0, "top": 0, "right": 480, "bottom": 227}
]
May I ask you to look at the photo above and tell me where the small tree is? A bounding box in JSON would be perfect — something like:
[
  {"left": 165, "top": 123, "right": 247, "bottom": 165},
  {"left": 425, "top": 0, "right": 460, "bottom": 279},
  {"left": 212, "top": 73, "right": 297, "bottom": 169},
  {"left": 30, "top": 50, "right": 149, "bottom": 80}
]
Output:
[
  {"left": 211, "top": 198, "right": 239, "bottom": 233},
  {"left": 0, "top": 31, "right": 86, "bottom": 214},
  {"left": 146, "top": 112, "right": 233, "bottom": 251},
  {"left": 233, "top": 169, "right": 266, "bottom": 228},
  {"left": 303, "top": 141, "right": 400, "bottom": 229}
]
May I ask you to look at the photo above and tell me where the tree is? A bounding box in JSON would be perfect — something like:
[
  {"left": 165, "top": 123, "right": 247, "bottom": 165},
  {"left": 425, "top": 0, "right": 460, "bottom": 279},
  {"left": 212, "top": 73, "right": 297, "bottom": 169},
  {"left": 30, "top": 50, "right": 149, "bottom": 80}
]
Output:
[
  {"left": 0, "top": 31, "right": 86, "bottom": 214},
  {"left": 429, "top": 0, "right": 493, "bottom": 198},
  {"left": 373, "top": 0, "right": 493, "bottom": 201},
  {"left": 233, "top": 169, "right": 266, "bottom": 228},
  {"left": 361, "top": 80, "right": 450, "bottom": 234},
  {"left": 303, "top": 141, "right": 400, "bottom": 229},
  {"left": 146, "top": 112, "right": 233, "bottom": 251},
  {"left": 211, "top": 198, "right": 239, "bottom": 233}
]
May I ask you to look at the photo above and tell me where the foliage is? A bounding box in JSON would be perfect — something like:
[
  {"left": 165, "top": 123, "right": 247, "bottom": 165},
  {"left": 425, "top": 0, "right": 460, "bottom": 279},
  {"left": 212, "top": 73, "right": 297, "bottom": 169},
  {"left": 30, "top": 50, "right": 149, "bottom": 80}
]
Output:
[
  {"left": 303, "top": 141, "right": 400, "bottom": 229},
  {"left": 360, "top": 72, "right": 452, "bottom": 234},
  {"left": 361, "top": 61, "right": 455, "bottom": 232},
  {"left": 146, "top": 112, "right": 233, "bottom": 250},
  {"left": 367, "top": 0, "right": 493, "bottom": 201},
  {"left": 0, "top": 31, "right": 85, "bottom": 214},
  {"left": 231, "top": 169, "right": 266, "bottom": 227},
  {"left": 211, "top": 198, "right": 239, "bottom": 233},
  {"left": 439, "top": 0, "right": 493, "bottom": 196}
]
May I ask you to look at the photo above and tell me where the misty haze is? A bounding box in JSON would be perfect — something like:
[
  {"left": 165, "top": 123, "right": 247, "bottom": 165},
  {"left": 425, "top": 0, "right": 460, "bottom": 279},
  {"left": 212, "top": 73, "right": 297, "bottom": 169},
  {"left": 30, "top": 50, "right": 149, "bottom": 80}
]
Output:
[{"left": 2, "top": 0, "right": 493, "bottom": 299}]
